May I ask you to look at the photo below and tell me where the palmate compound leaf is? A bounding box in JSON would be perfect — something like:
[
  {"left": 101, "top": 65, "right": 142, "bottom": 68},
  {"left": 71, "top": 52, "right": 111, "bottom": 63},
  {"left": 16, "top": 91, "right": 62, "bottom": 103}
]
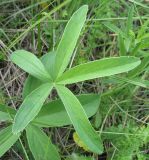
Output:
[
  {"left": 0, "top": 125, "right": 20, "bottom": 157},
  {"left": 22, "top": 6, "right": 88, "bottom": 96},
  {"left": 56, "top": 85, "right": 103, "bottom": 154},
  {"left": 12, "top": 83, "right": 53, "bottom": 134},
  {"left": 54, "top": 5, "right": 88, "bottom": 78},
  {"left": 10, "top": 50, "right": 52, "bottom": 82},
  {"left": 26, "top": 125, "right": 60, "bottom": 160},
  {"left": 32, "top": 94, "right": 100, "bottom": 127},
  {"left": 56, "top": 56, "right": 141, "bottom": 84}
]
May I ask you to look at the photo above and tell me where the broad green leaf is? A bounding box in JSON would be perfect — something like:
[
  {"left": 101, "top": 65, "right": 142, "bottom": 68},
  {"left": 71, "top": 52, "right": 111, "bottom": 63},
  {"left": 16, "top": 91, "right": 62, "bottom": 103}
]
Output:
[
  {"left": 33, "top": 94, "right": 100, "bottom": 127},
  {"left": 12, "top": 83, "right": 53, "bottom": 134},
  {"left": 55, "top": 5, "right": 88, "bottom": 77},
  {"left": 0, "top": 125, "right": 20, "bottom": 157},
  {"left": 56, "top": 85, "right": 103, "bottom": 154},
  {"left": 26, "top": 125, "right": 60, "bottom": 160},
  {"left": 22, "top": 52, "right": 55, "bottom": 99},
  {"left": 11, "top": 50, "right": 51, "bottom": 82},
  {"left": 57, "top": 57, "right": 141, "bottom": 84},
  {"left": 0, "top": 104, "right": 16, "bottom": 122}
]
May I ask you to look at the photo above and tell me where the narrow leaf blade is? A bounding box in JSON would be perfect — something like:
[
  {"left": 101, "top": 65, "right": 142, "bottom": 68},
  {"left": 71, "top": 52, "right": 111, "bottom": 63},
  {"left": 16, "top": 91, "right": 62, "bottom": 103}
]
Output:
[
  {"left": 126, "top": 6, "right": 134, "bottom": 35},
  {"left": 57, "top": 56, "right": 141, "bottom": 84},
  {"left": 12, "top": 83, "right": 52, "bottom": 134},
  {"left": 113, "top": 76, "right": 149, "bottom": 89},
  {"left": 0, "top": 125, "right": 20, "bottom": 157},
  {"left": 33, "top": 94, "right": 100, "bottom": 127},
  {"left": 118, "top": 34, "right": 127, "bottom": 56},
  {"left": 55, "top": 5, "right": 88, "bottom": 77},
  {"left": 11, "top": 50, "right": 51, "bottom": 81},
  {"left": 26, "top": 125, "right": 60, "bottom": 160},
  {"left": 103, "top": 22, "right": 125, "bottom": 37},
  {"left": 56, "top": 85, "right": 103, "bottom": 154}
]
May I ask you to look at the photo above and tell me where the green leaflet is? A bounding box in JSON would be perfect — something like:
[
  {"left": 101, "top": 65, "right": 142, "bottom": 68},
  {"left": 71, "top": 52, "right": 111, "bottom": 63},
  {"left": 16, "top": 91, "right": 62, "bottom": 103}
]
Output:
[
  {"left": 54, "top": 5, "right": 88, "bottom": 77},
  {"left": 10, "top": 50, "right": 51, "bottom": 82},
  {"left": 57, "top": 56, "right": 141, "bottom": 84},
  {"left": 12, "top": 83, "right": 53, "bottom": 134},
  {"left": 0, "top": 104, "right": 16, "bottom": 122},
  {"left": 41, "top": 51, "right": 56, "bottom": 78},
  {"left": 0, "top": 125, "right": 20, "bottom": 157},
  {"left": 26, "top": 125, "right": 60, "bottom": 160},
  {"left": 33, "top": 94, "right": 100, "bottom": 127},
  {"left": 22, "top": 75, "right": 42, "bottom": 99},
  {"left": 56, "top": 85, "right": 103, "bottom": 154},
  {"left": 103, "top": 22, "right": 125, "bottom": 37},
  {"left": 22, "top": 52, "right": 55, "bottom": 99}
]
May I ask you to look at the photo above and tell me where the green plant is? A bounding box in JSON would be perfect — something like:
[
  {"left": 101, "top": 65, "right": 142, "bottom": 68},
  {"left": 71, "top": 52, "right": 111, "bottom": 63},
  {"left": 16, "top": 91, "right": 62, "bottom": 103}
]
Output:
[
  {"left": 103, "top": 124, "right": 149, "bottom": 160},
  {"left": 103, "top": 5, "right": 149, "bottom": 91},
  {"left": 0, "top": 94, "right": 100, "bottom": 159},
  {"left": 0, "top": 5, "right": 141, "bottom": 159}
]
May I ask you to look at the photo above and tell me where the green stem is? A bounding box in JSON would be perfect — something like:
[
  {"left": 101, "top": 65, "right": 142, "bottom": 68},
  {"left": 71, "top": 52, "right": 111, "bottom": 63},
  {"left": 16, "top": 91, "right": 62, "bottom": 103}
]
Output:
[
  {"left": 37, "top": 16, "right": 42, "bottom": 57},
  {"left": 19, "top": 138, "right": 30, "bottom": 160}
]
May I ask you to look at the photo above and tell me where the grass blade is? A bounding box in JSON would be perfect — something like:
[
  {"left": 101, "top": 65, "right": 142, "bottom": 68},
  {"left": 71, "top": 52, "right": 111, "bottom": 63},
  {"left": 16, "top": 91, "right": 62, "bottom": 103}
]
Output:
[
  {"left": 113, "top": 76, "right": 149, "bottom": 89},
  {"left": 118, "top": 34, "right": 127, "bottom": 56},
  {"left": 126, "top": 6, "right": 134, "bottom": 35}
]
